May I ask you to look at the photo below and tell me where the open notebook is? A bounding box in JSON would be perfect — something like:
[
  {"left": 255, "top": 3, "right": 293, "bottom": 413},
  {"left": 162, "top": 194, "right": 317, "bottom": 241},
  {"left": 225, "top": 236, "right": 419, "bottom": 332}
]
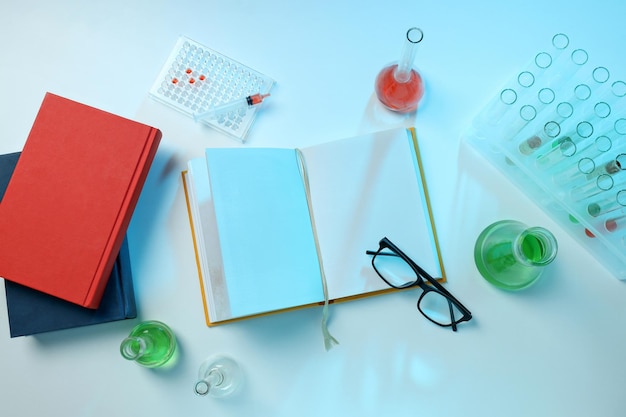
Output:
[{"left": 182, "top": 127, "right": 445, "bottom": 326}]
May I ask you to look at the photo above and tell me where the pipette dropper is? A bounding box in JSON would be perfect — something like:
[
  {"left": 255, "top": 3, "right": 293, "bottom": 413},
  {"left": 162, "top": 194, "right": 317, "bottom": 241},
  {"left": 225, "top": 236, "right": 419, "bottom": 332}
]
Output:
[{"left": 194, "top": 93, "right": 270, "bottom": 122}]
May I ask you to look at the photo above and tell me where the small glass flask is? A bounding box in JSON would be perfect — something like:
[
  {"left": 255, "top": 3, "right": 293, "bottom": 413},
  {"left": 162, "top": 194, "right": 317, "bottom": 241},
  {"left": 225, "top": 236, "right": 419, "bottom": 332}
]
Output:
[
  {"left": 120, "top": 320, "right": 177, "bottom": 368},
  {"left": 194, "top": 355, "right": 243, "bottom": 398},
  {"left": 474, "top": 220, "right": 558, "bottom": 290},
  {"left": 375, "top": 27, "right": 425, "bottom": 113}
]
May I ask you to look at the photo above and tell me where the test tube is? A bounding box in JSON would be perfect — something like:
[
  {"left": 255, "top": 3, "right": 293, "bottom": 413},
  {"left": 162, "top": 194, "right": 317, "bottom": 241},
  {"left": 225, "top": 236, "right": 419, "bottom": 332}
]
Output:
[
  {"left": 507, "top": 104, "right": 538, "bottom": 142},
  {"left": 518, "top": 120, "right": 561, "bottom": 155},
  {"left": 558, "top": 70, "right": 623, "bottom": 142},
  {"left": 471, "top": 88, "right": 518, "bottom": 133},
  {"left": 585, "top": 153, "right": 625, "bottom": 180},
  {"left": 552, "top": 142, "right": 624, "bottom": 186},
  {"left": 474, "top": 35, "right": 567, "bottom": 137},
  {"left": 571, "top": 112, "right": 626, "bottom": 163},
  {"left": 586, "top": 189, "right": 626, "bottom": 217},
  {"left": 551, "top": 137, "right": 611, "bottom": 183},
  {"left": 516, "top": 100, "right": 575, "bottom": 156},
  {"left": 519, "top": 34, "right": 573, "bottom": 98},
  {"left": 571, "top": 173, "right": 614, "bottom": 202},
  {"left": 607, "top": 109, "right": 626, "bottom": 134},
  {"left": 609, "top": 80, "right": 626, "bottom": 114},
  {"left": 508, "top": 88, "right": 554, "bottom": 144},
  {"left": 549, "top": 47, "right": 590, "bottom": 99},
  {"left": 552, "top": 156, "right": 596, "bottom": 185},
  {"left": 512, "top": 38, "right": 591, "bottom": 157},
  {"left": 535, "top": 121, "right": 595, "bottom": 169},
  {"left": 576, "top": 71, "right": 626, "bottom": 125},
  {"left": 535, "top": 136, "right": 578, "bottom": 168},
  {"left": 604, "top": 213, "right": 626, "bottom": 233},
  {"left": 574, "top": 119, "right": 626, "bottom": 174}
]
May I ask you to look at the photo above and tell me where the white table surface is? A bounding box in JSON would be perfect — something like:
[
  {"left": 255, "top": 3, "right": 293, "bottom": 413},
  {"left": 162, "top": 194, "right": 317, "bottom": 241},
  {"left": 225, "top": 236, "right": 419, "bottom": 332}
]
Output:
[{"left": 2, "top": 1, "right": 626, "bottom": 416}]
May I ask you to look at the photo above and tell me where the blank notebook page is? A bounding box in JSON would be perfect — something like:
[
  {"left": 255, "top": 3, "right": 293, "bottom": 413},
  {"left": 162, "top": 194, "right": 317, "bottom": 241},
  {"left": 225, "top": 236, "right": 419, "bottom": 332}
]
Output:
[{"left": 300, "top": 128, "right": 442, "bottom": 300}]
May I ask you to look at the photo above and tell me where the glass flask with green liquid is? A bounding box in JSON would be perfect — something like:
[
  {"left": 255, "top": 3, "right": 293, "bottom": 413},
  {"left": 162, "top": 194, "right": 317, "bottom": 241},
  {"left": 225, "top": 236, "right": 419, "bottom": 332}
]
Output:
[
  {"left": 120, "top": 320, "right": 177, "bottom": 368},
  {"left": 474, "top": 220, "right": 558, "bottom": 290}
]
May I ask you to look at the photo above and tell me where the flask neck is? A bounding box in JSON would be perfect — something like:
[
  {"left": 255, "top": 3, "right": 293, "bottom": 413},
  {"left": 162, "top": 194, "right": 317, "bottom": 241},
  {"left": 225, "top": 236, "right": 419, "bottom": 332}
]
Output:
[
  {"left": 394, "top": 27, "right": 423, "bottom": 83},
  {"left": 194, "top": 369, "right": 224, "bottom": 396},
  {"left": 120, "top": 336, "right": 148, "bottom": 361},
  {"left": 512, "top": 227, "right": 558, "bottom": 267}
]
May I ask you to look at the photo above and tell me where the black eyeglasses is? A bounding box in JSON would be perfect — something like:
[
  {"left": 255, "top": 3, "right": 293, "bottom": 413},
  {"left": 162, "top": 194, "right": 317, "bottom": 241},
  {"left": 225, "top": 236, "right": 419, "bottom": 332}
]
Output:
[{"left": 367, "top": 237, "right": 472, "bottom": 331}]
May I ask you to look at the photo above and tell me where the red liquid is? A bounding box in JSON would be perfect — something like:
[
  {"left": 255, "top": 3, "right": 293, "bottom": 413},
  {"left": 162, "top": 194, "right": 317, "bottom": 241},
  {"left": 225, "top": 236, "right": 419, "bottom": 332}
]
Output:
[{"left": 375, "top": 64, "right": 424, "bottom": 113}]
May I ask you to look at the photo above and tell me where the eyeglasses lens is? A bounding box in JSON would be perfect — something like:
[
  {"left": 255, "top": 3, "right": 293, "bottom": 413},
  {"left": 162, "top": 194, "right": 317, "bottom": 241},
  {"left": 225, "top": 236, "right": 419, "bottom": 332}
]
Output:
[
  {"left": 372, "top": 252, "right": 417, "bottom": 288},
  {"left": 419, "top": 291, "right": 461, "bottom": 326}
]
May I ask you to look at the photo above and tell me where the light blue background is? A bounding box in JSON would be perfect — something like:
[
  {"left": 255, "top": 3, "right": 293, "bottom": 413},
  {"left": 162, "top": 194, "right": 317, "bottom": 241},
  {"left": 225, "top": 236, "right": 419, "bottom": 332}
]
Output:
[{"left": 2, "top": 1, "right": 626, "bottom": 416}]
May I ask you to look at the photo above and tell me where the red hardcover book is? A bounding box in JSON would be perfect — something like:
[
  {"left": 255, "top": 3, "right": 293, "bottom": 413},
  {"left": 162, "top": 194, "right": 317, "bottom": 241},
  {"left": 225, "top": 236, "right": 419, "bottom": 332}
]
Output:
[{"left": 0, "top": 93, "right": 161, "bottom": 308}]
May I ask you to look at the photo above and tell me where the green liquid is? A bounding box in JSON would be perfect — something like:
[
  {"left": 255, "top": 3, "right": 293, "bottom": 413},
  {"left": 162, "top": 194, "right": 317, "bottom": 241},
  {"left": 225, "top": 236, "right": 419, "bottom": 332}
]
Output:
[
  {"left": 588, "top": 203, "right": 601, "bottom": 217},
  {"left": 474, "top": 221, "right": 556, "bottom": 291},
  {"left": 521, "top": 234, "right": 546, "bottom": 263},
  {"left": 121, "top": 321, "right": 176, "bottom": 368},
  {"left": 476, "top": 241, "right": 539, "bottom": 290}
]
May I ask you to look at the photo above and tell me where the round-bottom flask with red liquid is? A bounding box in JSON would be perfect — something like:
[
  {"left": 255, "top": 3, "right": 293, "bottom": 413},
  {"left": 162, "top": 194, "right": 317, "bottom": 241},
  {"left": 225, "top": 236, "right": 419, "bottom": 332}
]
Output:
[
  {"left": 375, "top": 64, "right": 424, "bottom": 113},
  {"left": 374, "top": 27, "right": 425, "bottom": 113}
]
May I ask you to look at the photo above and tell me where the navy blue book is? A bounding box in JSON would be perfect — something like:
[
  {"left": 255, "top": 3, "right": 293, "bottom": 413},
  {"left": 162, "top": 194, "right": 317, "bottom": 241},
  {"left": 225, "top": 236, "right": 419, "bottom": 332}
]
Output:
[{"left": 1, "top": 152, "right": 137, "bottom": 337}]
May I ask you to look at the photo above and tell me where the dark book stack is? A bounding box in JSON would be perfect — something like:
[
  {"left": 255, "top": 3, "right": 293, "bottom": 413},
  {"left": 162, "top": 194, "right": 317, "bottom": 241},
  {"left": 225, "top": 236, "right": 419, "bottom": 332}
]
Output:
[{"left": 1, "top": 151, "right": 137, "bottom": 337}]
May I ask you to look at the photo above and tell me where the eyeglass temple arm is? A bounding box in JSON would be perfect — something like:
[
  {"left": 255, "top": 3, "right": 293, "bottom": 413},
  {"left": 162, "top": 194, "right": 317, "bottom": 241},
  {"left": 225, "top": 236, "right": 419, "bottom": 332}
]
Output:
[
  {"left": 448, "top": 299, "right": 458, "bottom": 331},
  {"left": 365, "top": 250, "right": 399, "bottom": 256}
]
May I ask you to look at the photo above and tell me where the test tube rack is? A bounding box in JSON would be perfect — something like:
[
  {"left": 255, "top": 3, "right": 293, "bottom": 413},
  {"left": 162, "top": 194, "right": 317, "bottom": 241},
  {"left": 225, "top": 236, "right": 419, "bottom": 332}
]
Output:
[
  {"left": 464, "top": 33, "right": 626, "bottom": 280},
  {"left": 149, "top": 36, "right": 275, "bottom": 142}
]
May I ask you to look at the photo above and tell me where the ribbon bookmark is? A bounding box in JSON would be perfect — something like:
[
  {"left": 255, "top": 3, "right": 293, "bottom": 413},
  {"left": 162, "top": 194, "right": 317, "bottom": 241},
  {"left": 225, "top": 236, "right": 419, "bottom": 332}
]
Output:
[{"left": 295, "top": 148, "right": 339, "bottom": 350}]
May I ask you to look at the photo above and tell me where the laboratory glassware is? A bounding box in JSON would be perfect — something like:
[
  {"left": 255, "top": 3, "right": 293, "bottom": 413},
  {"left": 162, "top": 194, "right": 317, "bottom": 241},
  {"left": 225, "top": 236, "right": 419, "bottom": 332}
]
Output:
[
  {"left": 375, "top": 27, "right": 424, "bottom": 113},
  {"left": 474, "top": 220, "right": 558, "bottom": 290},
  {"left": 194, "top": 355, "right": 243, "bottom": 398},
  {"left": 119, "top": 321, "right": 177, "bottom": 368}
]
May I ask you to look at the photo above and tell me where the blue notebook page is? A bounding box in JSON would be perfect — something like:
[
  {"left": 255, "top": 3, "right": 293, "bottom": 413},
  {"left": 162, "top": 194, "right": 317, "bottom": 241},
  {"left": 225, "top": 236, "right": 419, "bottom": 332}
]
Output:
[{"left": 205, "top": 148, "right": 324, "bottom": 318}]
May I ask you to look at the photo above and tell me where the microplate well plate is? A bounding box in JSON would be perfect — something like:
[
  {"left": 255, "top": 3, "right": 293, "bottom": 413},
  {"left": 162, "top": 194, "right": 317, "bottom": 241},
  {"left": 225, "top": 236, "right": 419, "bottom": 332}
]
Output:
[{"left": 149, "top": 36, "right": 275, "bottom": 142}]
